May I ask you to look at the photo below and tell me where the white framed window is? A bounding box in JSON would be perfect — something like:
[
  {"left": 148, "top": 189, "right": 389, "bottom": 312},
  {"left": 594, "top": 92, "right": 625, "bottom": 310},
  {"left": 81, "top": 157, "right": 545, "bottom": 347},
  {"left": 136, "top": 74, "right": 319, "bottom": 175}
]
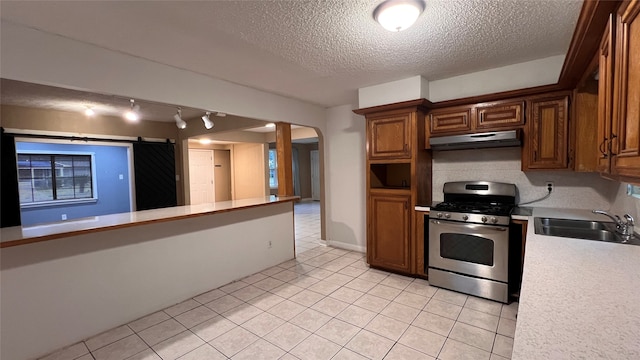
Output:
[
  {"left": 269, "top": 149, "right": 278, "bottom": 188},
  {"left": 18, "top": 151, "right": 98, "bottom": 208}
]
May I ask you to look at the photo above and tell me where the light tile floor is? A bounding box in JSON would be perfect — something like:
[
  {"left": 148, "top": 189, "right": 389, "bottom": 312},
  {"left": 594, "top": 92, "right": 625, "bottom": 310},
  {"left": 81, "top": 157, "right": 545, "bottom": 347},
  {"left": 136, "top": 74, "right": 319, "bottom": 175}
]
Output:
[{"left": 41, "top": 201, "right": 518, "bottom": 360}]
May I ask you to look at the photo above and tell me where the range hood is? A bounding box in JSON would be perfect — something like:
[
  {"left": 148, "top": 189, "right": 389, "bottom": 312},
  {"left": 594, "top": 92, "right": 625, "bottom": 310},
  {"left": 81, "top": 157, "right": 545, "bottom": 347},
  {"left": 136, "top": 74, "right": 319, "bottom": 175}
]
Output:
[{"left": 429, "top": 130, "right": 521, "bottom": 151}]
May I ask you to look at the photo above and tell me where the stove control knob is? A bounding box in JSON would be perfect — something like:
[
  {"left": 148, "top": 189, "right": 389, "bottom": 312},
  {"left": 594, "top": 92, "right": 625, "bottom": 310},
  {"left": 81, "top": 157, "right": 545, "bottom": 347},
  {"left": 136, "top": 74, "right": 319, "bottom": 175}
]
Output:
[
  {"left": 444, "top": 213, "right": 451, "bottom": 219},
  {"left": 481, "top": 216, "right": 488, "bottom": 223},
  {"left": 437, "top": 212, "right": 443, "bottom": 218},
  {"left": 491, "top": 217, "right": 498, "bottom": 224},
  {"left": 462, "top": 215, "right": 469, "bottom": 221}
]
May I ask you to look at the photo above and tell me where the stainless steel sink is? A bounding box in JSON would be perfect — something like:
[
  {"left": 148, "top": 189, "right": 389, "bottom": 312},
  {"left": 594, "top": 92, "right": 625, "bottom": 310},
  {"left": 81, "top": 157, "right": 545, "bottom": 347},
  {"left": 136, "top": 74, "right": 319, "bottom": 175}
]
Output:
[
  {"left": 534, "top": 217, "right": 640, "bottom": 245},
  {"left": 536, "top": 218, "right": 607, "bottom": 230}
]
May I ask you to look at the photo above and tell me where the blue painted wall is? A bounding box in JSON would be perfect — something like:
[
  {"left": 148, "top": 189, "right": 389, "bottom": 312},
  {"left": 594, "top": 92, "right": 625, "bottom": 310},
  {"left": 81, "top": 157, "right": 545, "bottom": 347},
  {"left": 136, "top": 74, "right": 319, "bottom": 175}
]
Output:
[{"left": 17, "top": 141, "right": 131, "bottom": 226}]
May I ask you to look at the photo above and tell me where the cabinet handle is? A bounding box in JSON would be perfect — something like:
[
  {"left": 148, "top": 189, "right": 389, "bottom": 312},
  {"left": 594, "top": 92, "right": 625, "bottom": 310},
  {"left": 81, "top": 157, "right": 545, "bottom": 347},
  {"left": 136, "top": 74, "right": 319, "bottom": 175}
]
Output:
[
  {"left": 610, "top": 134, "right": 618, "bottom": 156},
  {"left": 599, "top": 138, "right": 608, "bottom": 158},
  {"left": 568, "top": 148, "right": 574, "bottom": 165},
  {"left": 533, "top": 150, "right": 537, "bottom": 161},
  {"left": 480, "top": 112, "right": 484, "bottom": 123}
]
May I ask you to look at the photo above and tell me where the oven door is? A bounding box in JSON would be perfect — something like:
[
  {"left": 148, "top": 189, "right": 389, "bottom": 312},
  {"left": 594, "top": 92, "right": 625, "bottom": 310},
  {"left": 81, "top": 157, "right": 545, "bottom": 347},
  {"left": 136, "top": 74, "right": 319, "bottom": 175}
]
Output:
[{"left": 429, "top": 219, "right": 509, "bottom": 283}]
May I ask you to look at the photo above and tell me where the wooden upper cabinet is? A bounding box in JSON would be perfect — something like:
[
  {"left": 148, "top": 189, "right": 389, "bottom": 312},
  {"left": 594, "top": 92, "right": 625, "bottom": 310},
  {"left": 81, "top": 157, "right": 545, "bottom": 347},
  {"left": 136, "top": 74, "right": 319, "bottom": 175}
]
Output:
[
  {"left": 368, "top": 191, "right": 411, "bottom": 273},
  {"left": 523, "top": 95, "right": 570, "bottom": 170},
  {"left": 476, "top": 101, "right": 525, "bottom": 130},
  {"left": 428, "top": 100, "right": 525, "bottom": 138},
  {"left": 613, "top": 0, "right": 640, "bottom": 177},
  {"left": 429, "top": 106, "right": 472, "bottom": 135},
  {"left": 367, "top": 113, "right": 412, "bottom": 159},
  {"left": 597, "top": 14, "right": 616, "bottom": 173}
]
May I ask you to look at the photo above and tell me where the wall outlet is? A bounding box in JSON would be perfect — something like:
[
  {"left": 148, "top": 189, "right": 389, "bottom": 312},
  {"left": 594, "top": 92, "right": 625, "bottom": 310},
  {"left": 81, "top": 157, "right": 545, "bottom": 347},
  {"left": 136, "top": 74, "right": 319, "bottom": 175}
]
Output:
[
  {"left": 268, "top": 241, "right": 272, "bottom": 248},
  {"left": 119, "top": 174, "right": 124, "bottom": 180},
  {"left": 546, "top": 182, "right": 554, "bottom": 193},
  {"left": 61, "top": 214, "right": 67, "bottom": 220}
]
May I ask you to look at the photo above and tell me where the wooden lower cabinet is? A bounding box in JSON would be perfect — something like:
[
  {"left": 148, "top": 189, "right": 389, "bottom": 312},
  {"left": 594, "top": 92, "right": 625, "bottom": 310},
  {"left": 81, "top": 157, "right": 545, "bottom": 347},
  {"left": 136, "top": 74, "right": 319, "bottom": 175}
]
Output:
[
  {"left": 367, "top": 191, "right": 411, "bottom": 273},
  {"left": 413, "top": 210, "right": 429, "bottom": 277}
]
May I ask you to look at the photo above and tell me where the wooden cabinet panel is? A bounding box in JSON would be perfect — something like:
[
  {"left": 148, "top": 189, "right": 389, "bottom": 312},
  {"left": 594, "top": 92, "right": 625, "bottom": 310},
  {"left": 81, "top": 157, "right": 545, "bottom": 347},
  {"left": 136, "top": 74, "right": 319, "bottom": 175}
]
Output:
[
  {"left": 476, "top": 101, "right": 525, "bottom": 130},
  {"left": 368, "top": 114, "right": 411, "bottom": 159},
  {"left": 368, "top": 191, "right": 411, "bottom": 273},
  {"left": 613, "top": 0, "right": 640, "bottom": 177},
  {"left": 523, "top": 95, "right": 570, "bottom": 170},
  {"left": 413, "top": 211, "right": 428, "bottom": 277},
  {"left": 597, "top": 15, "right": 616, "bottom": 173},
  {"left": 429, "top": 107, "right": 472, "bottom": 135}
]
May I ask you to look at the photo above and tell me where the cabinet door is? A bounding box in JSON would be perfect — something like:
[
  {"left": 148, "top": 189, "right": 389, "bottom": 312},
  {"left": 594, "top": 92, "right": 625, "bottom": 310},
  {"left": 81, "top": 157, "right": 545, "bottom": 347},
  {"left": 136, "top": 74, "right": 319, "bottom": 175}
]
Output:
[
  {"left": 524, "top": 96, "right": 570, "bottom": 170},
  {"left": 429, "top": 107, "right": 472, "bottom": 135},
  {"left": 368, "top": 192, "right": 411, "bottom": 273},
  {"left": 597, "top": 15, "right": 616, "bottom": 173},
  {"left": 613, "top": 0, "right": 640, "bottom": 177},
  {"left": 368, "top": 114, "right": 411, "bottom": 159},
  {"left": 476, "top": 101, "right": 525, "bottom": 130}
]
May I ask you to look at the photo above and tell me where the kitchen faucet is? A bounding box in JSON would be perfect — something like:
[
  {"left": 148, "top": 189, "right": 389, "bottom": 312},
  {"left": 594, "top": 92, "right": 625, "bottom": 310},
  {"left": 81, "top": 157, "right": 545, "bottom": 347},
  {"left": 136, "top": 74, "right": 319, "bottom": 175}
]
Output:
[{"left": 592, "top": 210, "right": 635, "bottom": 238}]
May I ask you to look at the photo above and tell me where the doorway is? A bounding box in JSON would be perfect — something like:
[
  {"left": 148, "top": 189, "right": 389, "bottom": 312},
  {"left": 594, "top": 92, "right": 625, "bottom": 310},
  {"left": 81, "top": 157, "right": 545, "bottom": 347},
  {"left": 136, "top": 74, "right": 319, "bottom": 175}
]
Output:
[
  {"left": 213, "top": 150, "right": 231, "bottom": 201},
  {"left": 310, "top": 150, "right": 320, "bottom": 201}
]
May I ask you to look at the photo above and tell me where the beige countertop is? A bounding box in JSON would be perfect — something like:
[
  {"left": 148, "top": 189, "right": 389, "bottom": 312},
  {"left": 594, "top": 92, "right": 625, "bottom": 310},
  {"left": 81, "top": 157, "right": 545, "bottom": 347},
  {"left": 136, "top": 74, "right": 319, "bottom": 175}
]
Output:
[
  {"left": 0, "top": 196, "right": 298, "bottom": 248},
  {"left": 512, "top": 207, "right": 640, "bottom": 359}
]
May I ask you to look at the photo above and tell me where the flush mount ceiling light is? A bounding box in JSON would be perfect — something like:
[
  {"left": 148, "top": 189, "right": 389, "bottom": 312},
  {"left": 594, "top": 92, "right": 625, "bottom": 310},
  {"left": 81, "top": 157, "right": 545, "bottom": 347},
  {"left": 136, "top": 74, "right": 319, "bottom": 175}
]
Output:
[
  {"left": 201, "top": 112, "right": 214, "bottom": 129},
  {"left": 215, "top": 112, "right": 227, "bottom": 117},
  {"left": 374, "top": 0, "right": 425, "bottom": 32},
  {"left": 84, "top": 107, "right": 95, "bottom": 117},
  {"left": 124, "top": 99, "right": 140, "bottom": 122},
  {"left": 265, "top": 123, "right": 276, "bottom": 128},
  {"left": 199, "top": 139, "right": 212, "bottom": 145},
  {"left": 174, "top": 108, "right": 187, "bottom": 129}
]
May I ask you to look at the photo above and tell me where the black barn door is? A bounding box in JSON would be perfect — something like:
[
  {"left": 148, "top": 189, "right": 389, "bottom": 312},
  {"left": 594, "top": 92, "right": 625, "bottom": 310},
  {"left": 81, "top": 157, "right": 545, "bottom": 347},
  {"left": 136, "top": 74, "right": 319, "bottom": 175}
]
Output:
[
  {"left": 1, "top": 129, "right": 22, "bottom": 227},
  {"left": 133, "top": 141, "right": 177, "bottom": 211}
]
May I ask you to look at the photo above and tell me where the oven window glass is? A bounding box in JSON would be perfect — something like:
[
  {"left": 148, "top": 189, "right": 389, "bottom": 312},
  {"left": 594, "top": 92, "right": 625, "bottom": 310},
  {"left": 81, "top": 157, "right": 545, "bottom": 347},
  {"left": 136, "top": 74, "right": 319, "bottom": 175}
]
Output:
[{"left": 440, "top": 233, "right": 494, "bottom": 266}]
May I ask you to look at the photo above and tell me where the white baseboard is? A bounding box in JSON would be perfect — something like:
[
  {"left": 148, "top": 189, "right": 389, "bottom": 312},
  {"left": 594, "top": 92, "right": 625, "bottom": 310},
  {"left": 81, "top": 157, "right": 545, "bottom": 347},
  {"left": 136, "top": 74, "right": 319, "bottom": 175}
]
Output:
[
  {"left": 317, "top": 239, "right": 328, "bottom": 246},
  {"left": 326, "top": 240, "right": 365, "bottom": 253}
]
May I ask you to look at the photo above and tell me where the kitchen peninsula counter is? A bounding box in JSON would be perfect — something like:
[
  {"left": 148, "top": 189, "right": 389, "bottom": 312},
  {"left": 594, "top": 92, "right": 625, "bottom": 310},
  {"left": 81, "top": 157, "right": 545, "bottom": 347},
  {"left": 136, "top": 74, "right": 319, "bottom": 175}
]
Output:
[
  {"left": 0, "top": 195, "right": 298, "bottom": 248},
  {"left": 513, "top": 207, "right": 640, "bottom": 359},
  {"left": 1, "top": 196, "right": 298, "bottom": 360}
]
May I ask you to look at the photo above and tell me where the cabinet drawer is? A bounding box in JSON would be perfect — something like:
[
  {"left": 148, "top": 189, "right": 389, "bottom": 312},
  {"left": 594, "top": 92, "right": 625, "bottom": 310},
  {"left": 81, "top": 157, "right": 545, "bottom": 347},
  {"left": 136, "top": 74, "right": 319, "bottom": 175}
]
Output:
[{"left": 476, "top": 102, "right": 525, "bottom": 130}]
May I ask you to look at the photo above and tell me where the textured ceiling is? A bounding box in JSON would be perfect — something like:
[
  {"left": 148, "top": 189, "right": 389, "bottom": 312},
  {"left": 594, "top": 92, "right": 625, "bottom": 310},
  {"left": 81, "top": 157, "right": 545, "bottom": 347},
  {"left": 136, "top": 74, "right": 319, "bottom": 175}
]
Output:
[{"left": 0, "top": 0, "right": 583, "bottom": 107}]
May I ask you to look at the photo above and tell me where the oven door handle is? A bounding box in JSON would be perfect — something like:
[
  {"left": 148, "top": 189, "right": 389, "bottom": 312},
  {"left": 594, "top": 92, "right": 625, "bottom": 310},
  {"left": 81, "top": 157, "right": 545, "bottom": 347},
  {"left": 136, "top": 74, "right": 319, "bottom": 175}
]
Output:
[{"left": 430, "top": 220, "right": 507, "bottom": 232}]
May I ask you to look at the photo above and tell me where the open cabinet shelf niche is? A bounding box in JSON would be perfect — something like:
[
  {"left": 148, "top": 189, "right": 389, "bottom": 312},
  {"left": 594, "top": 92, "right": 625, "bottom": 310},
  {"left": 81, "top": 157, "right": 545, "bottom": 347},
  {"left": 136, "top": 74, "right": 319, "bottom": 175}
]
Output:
[{"left": 369, "top": 163, "right": 411, "bottom": 189}]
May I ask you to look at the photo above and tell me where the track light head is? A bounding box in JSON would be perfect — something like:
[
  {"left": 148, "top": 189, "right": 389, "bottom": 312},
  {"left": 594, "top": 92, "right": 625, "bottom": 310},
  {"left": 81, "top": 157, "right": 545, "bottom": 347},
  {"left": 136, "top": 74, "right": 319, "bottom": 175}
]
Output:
[
  {"left": 201, "top": 112, "right": 214, "bottom": 129},
  {"left": 174, "top": 108, "right": 187, "bottom": 129},
  {"left": 124, "top": 99, "right": 140, "bottom": 122}
]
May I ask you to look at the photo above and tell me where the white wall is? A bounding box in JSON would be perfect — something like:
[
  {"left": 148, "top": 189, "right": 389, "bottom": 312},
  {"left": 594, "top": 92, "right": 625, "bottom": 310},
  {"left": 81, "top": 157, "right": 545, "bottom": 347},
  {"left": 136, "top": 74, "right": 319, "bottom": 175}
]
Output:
[
  {"left": 0, "top": 203, "right": 295, "bottom": 360},
  {"left": 0, "top": 21, "right": 326, "bottom": 130},
  {"left": 428, "top": 55, "right": 565, "bottom": 102},
  {"left": 358, "top": 75, "right": 429, "bottom": 108},
  {"left": 431, "top": 147, "right": 618, "bottom": 209},
  {"left": 324, "top": 105, "right": 366, "bottom": 252},
  {"left": 232, "top": 143, "right": 268, "bottom": 199}
]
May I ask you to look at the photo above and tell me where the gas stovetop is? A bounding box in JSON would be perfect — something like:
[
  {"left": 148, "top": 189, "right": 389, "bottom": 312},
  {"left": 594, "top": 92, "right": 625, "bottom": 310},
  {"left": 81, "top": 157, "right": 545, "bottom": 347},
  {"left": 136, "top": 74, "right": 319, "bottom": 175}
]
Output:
[
  {"left": 430, "top": 181, "right": 517, "bottom": 226},
  {"left": 431, "top": 202, "right": 514, "bottom": 217}
]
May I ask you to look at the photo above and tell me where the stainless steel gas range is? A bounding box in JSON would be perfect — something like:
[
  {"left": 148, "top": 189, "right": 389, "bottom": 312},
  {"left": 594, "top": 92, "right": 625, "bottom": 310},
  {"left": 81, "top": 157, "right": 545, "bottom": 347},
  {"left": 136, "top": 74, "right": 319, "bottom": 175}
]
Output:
[{"left": 428, "top": 181, "right": 517, "bottom": 303}]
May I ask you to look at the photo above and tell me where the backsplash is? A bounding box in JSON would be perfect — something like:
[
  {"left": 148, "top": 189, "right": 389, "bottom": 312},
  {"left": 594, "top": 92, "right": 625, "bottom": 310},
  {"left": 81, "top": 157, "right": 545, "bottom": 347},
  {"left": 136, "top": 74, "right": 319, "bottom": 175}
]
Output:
[{"left": 431, "top": 147, "right": 618, "bottom": 209}]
